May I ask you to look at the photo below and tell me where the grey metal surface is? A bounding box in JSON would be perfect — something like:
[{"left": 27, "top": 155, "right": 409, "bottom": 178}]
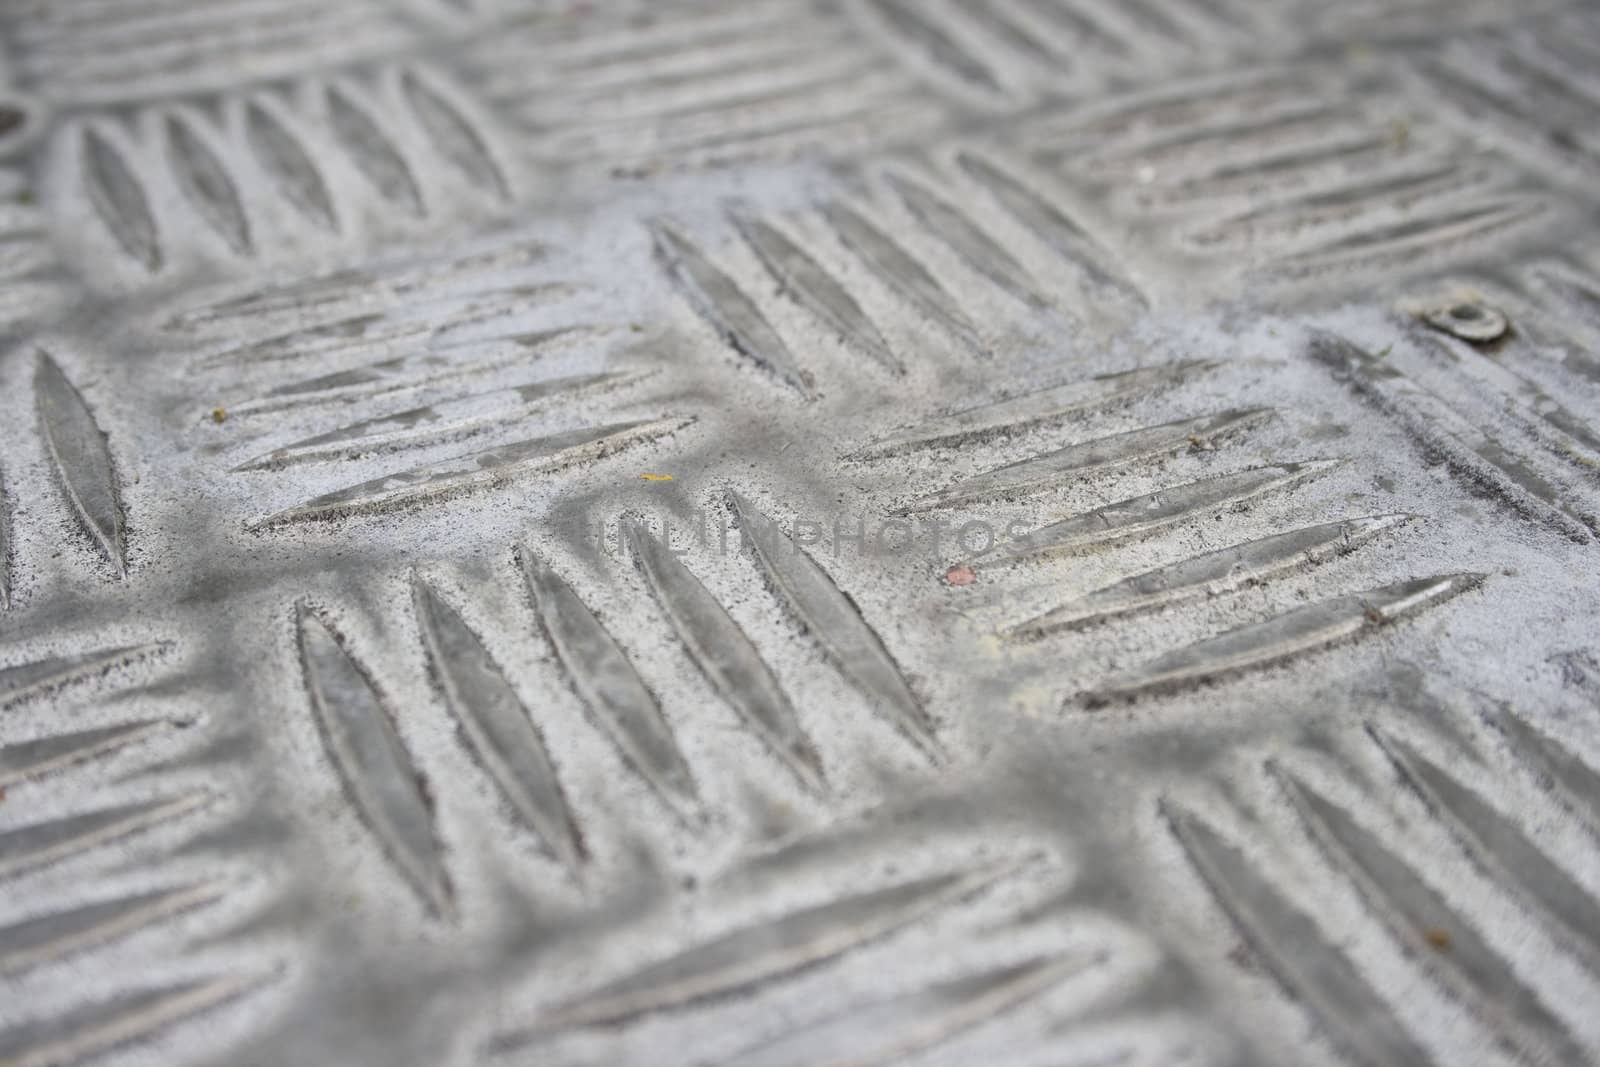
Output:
[{"left": 3, "top": 1, "right": 1600, "bottom": 1064}]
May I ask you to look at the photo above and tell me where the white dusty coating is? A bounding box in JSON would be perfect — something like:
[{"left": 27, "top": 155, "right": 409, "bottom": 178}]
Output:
[{"left": 2, "top": 2, "right": 1600, "bottom": 1066}]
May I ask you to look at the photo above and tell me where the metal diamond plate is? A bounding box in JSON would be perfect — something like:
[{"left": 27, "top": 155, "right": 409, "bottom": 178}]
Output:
[{"left": 3, "top": 1, "right": 1600, "bottom": 1065}]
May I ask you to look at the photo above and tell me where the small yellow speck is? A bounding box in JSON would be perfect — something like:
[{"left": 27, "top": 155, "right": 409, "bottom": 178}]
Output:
[
  {"left": 211, "top": 407, "right": 228, "bottom": 425},
  {"left": 639, "top": 473, "right": 673, "bottom": 482}
]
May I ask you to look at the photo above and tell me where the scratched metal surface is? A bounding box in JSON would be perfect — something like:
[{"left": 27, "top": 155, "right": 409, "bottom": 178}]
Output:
[{"left": 3, "top": 1, "right": 1600, "bottom": 1065}]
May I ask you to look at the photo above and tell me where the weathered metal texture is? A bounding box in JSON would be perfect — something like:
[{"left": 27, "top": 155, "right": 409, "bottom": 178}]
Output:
[{"left": 2, "top": 2, "right": 1599, "bottom": 1065}]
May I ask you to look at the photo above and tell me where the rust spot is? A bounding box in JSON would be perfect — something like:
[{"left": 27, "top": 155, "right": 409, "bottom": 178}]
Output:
[
  {"left": 1363, "top": 603, "right": 1384, "bottom": 624},
  {"left": 1424, "top": 926, "right": 1452, "bottom": 952},
  {"left": 1187, "top": 433, "right": 1215, "bottom": 452},
  {"left": 211, "top": 407, "right": 228, "bottom": 425},
  {"left": 639, "top": 473, "right": 674, "bottom": 482},
  {"left": 944, "top": 564, "right": 977, "bottom": 587}
]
